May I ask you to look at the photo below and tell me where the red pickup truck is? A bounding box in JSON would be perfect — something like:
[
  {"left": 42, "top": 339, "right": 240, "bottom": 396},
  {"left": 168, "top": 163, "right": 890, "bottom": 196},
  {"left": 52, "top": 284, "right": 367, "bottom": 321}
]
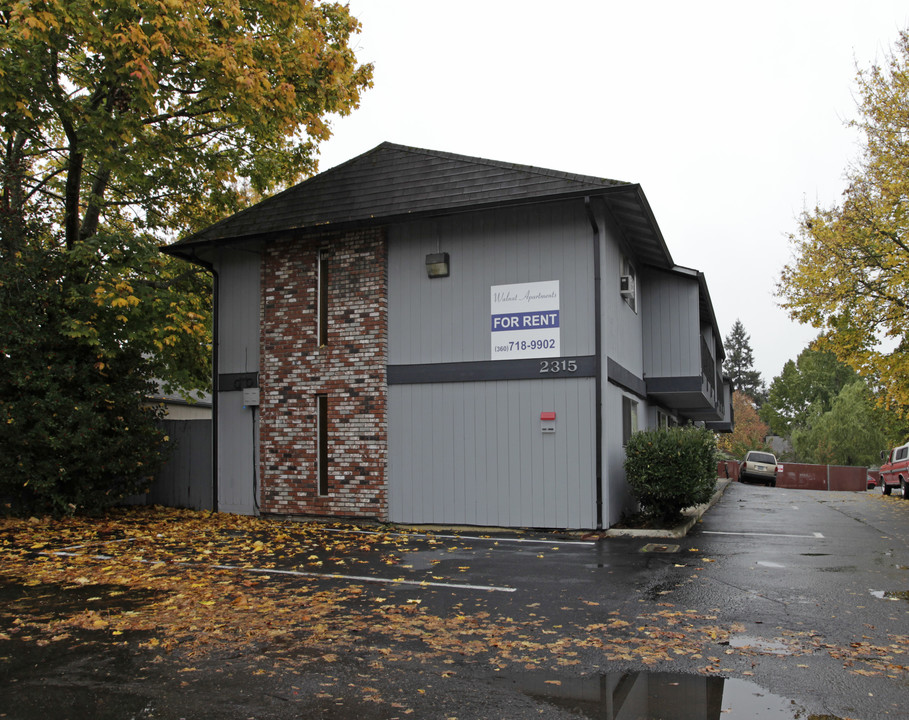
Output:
[{"left": 879, "top": 443, "right": 909, "bottom": 496}]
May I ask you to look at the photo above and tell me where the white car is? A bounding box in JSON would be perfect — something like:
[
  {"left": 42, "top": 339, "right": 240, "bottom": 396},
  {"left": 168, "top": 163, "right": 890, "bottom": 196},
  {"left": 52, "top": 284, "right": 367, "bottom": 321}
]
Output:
[{"left": 739, "top": 451, "right": 778, "bottom": 487}]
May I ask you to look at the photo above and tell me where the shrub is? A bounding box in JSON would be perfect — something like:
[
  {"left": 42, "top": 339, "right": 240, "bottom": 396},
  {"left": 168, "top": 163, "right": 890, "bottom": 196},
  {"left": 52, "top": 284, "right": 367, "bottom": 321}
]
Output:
[
  {"left": 0, "top": 244, "right": 167, "bottom": 516},
  {"left": 623, "top": 425, "right": 718, "bottom": 524}
]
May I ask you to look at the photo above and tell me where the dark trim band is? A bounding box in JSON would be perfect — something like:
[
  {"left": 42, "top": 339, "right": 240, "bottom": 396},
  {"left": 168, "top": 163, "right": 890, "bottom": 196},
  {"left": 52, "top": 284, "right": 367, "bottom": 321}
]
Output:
[
  {"left": 217, "top": 372, "right": 259, "bottom": 392},
  {"left": 387, "top": 356, "right": 596, "bottom": 385},
  {"left": 645, "top": 375, "right": 703, "bottom": 393},
  {"left": 606, "top": 357, "right": 647, "bottom": 398}
]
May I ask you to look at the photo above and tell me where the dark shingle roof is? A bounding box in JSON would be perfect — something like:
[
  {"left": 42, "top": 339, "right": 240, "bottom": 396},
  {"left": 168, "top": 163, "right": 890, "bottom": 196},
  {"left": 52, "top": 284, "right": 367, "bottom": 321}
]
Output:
[{"left": 164, "top": 142, "right": 673, "bottom": 268}]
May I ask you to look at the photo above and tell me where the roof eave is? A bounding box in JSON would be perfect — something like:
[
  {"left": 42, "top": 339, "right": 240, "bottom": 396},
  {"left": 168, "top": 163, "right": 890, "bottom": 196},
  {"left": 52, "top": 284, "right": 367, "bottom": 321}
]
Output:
[{"left": 163, "top": 182, "right": 670, "bottom": 264}]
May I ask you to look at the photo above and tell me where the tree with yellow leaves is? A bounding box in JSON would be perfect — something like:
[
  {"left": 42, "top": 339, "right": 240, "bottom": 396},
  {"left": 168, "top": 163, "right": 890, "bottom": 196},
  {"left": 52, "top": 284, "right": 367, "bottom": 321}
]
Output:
[
  {"left": 716, "top": 392, "right": 771, "bottom": 460},
  {"left": 1, "top": 0, "right": 372, "bottom": 252},
  {"left": 1, "top": 0, "right": 372, "bottom": 392},
  {"left": 778, "top": 28, "right": 909, "bottom": 412},
  {"left": 0, "top": 0, "right": 372, "bottom": 513}
]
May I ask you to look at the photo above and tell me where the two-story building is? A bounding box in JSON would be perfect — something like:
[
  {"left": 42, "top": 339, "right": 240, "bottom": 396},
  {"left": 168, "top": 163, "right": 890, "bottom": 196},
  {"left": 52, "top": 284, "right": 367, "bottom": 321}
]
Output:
[{"left": 164, "top": 142, "right": 732, "bottom": 529}]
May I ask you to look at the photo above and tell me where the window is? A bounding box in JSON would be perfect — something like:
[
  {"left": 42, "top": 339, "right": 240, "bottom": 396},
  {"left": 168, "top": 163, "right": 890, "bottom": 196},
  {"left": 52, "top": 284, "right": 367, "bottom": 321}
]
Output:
[
  {"left": 318, "top": 249, "right": 329, "bottom": 346},
  {"left": 317, "top": 394, "right": 329, "bottom": 495},
  {"left": 657, "top": 410, "right": 670, "bottom": 429},
  {"left": 746, "top": 452, "right": 777, "bottom": 464},
  {"left": 620, "top": 256, "right": 637, "bottom": 313},
  {"left": 622, "top": 396, "right": 639, "bottom": 445}
]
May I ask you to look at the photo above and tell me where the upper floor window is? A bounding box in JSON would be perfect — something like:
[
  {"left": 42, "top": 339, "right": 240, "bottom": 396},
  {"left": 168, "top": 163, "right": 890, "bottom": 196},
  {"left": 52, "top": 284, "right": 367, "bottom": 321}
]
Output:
[
  {"left": 318, "top": 249, "right": 329, "bottom": 346},
  {"left": 620, "top": 256, "right": 636, "bottom": 313}
]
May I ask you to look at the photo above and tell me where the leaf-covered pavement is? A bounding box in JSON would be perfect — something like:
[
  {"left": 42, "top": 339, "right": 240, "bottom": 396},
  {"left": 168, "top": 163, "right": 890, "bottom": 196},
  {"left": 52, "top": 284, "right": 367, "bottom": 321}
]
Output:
[
  {"left": 0, "top": 508, "right": 734, "bottom": 665},
  {"left": 0, "top": 502, "right": 907, "bottom": 717}
]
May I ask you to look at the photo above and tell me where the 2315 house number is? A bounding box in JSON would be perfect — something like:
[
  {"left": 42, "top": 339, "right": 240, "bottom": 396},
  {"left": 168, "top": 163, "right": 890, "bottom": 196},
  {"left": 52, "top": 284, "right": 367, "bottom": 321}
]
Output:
[{"left": 539, "top": 359, "right": 578, "bottom": 374}]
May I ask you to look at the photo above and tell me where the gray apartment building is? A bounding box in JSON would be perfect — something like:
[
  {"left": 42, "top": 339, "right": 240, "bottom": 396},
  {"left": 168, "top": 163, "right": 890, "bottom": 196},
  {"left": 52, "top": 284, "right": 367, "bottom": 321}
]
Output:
[{"left": 164, "top": 143, "right": 732, "bottom": 530}]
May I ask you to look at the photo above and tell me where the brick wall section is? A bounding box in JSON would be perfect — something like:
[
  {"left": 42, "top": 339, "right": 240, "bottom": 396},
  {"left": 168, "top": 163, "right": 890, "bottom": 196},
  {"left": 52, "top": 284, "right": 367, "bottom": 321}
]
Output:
[{"left": 259, "top": 228, "right": 388, "bottom": 519}]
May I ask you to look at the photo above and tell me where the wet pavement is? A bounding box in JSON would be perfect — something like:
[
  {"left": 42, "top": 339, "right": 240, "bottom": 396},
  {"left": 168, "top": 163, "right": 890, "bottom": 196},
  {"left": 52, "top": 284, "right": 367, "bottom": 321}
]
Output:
[{"left": 1, "top": 483, "right": 908, "bottom": 719}]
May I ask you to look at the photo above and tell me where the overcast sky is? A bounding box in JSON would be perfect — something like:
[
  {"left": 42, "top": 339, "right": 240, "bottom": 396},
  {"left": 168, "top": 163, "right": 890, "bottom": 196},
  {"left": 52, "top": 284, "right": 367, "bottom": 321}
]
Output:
[{"left": 315, "top": 1, "right": 909, "bottom": 384}]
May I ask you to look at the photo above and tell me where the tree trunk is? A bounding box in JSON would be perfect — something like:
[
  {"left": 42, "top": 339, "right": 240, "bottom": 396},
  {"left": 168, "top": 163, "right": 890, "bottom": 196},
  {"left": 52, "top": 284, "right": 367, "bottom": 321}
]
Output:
[
  {"left": 80, "top": 166, "right": 111, "bottom": 242},
  {"left": 0, "top": 132, "right": 27, "bottom": 254},
  {"left": 64, "top": 146, "right": 83, "bottom": 250}
]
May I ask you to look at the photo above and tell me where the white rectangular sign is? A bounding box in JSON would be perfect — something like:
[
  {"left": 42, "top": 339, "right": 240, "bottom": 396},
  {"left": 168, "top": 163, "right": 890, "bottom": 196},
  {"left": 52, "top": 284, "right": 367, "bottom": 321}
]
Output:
[{"left": 490, "top": 280, "right": 560, "bottom": 359}]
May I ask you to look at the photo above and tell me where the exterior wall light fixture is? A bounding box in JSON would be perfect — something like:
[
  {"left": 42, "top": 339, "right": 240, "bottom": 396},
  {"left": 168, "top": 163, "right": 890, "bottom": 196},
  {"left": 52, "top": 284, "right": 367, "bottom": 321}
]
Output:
[{"left": 425, "top": 252, "right": 450, "bottom": 278}]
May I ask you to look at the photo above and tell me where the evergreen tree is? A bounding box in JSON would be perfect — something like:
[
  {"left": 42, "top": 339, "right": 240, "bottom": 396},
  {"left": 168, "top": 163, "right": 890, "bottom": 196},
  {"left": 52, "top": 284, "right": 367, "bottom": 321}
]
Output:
[{"left": 723, "top": 320, "right": 766, "bottom": 404}]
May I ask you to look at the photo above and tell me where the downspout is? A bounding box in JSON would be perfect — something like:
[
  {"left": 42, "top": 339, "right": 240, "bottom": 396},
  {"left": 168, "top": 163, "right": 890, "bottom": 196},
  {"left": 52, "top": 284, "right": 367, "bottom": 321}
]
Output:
[
  {"left": 211, "top": 265, "right": 219, "bottom": 512},
  {"left": 584, "top": 197, "right": 604, "bottom": 530}
]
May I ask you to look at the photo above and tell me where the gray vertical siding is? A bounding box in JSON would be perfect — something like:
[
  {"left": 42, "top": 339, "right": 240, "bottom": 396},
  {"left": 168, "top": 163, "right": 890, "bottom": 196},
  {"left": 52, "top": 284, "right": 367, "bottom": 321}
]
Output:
[
  {"left": 215, "top": 248, "right": 261, "bottom": 515},
  {"left": 150, "top": 420, "right": 214, "bottom": 510},
  {"left": 641, "top": 269, "right": 699, "bottom": 378},
  {"left": 388, "top": 203, "right": 595, "bottom": 364},
  {"left": 217, "top": 248, "right": 261, "bottom": 375},
  {"left": 124, "top": 420, "right": 213, "bottom": 511},
  {"left": 388, "top": 201, "right": 599, "bottom": 528},
  {"left": 217, "top": 391, "right": 259, "bottom": 514},
  {"left": 600, "top": 210, "right": 644, "bottom": 375},
  {"left": 389, "top": 378, "right": 596, "bottom": 528},
  {"left": 603, "top": 383, "right": 641, "bottom": 527},
  {"left": 596, "top": 203, "right": 651, "bottom": 527}
]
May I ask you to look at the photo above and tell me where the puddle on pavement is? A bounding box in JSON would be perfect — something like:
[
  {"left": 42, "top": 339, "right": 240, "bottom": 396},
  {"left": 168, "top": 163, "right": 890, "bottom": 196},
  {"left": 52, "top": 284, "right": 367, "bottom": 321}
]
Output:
[
  {"left": 497, "top": 671, "right": 840, "bottom": 719},
  {"left": 400, "top": 548, "right": 482, "bottom": 571},
  {"left": 870, "top": 589, "right": 908, "bottom": 602},
  {"left": 726, "top": 635, "right": 792, "bottom": 655},
  {"left": 640, "top": 543, "right": 680, "bottom": 553}
]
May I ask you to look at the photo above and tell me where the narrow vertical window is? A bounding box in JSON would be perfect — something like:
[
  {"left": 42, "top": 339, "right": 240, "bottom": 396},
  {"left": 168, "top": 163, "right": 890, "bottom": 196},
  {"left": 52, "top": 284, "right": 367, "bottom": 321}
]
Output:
[
  {"left": 318, "top": 249, "right": 329, "bottom": 346},
  {"left": 317, "top": 394, "right": 329, "bottom": 495},
  {"left": 622, "top": 396, "right": 639, "bottom": 446}
]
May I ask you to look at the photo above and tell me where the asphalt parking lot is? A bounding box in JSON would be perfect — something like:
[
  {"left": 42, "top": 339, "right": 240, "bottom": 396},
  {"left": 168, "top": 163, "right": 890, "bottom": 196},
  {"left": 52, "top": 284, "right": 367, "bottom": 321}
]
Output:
[{"left": 2, "top": 483, "right": 909, "bottom": 719}]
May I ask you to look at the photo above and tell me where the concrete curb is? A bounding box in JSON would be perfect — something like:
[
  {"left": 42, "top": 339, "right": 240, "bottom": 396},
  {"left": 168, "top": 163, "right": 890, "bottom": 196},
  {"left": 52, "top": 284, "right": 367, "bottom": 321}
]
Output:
[{"left": 603, "top": 479, "right": 732, "bottom": 539}]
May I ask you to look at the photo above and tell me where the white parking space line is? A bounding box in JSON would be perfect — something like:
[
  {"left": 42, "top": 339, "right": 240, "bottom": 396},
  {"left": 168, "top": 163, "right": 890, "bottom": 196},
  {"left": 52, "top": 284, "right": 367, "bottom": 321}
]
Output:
[
  {"left": 702, "top": 531, "right": 825, "bottom": 539},
  {"left": 47, "top": 551, "right": 517, "bottom": 593},
  {"left": 321, "top": 527, "right": 596, "bottom": 547},
  {"left": 212, "top": 564, "right": 517, "bottom": 593},
  {"left": 420, "top": 532, "right": 595, "bottom": 547}
]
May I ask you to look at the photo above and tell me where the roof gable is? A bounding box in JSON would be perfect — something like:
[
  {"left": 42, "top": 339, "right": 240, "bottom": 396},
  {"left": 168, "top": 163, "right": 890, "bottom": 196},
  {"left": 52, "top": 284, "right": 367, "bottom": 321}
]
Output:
[{"left": 165, "top": 142, "right": 673, "bottom": 268}]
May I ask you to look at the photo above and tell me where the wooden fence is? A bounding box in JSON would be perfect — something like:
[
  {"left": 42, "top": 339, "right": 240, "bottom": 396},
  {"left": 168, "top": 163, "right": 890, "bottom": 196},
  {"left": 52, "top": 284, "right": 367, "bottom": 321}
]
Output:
[
  {"left": 125, "top": 419, "right": 213, "bottom": 510},
  {"left": 717, "top": 461, "right": 868, "bottom": 492}
]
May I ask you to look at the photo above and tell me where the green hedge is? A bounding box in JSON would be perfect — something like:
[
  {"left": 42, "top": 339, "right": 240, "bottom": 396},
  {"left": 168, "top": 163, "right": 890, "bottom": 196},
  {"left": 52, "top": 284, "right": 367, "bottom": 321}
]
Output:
[
  {"left": 0, "top": 245, "right": 167, "bottom": 516},
  {"left": 623, "top": 425, "right": 718, "bottom": 523}
]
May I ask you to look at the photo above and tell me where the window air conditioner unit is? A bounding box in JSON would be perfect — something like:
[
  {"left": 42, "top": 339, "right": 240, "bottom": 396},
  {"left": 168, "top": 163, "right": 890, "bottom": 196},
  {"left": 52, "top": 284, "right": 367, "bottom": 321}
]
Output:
[{"left": 620, "top": 275, "right": 635, "bottom": 298}]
